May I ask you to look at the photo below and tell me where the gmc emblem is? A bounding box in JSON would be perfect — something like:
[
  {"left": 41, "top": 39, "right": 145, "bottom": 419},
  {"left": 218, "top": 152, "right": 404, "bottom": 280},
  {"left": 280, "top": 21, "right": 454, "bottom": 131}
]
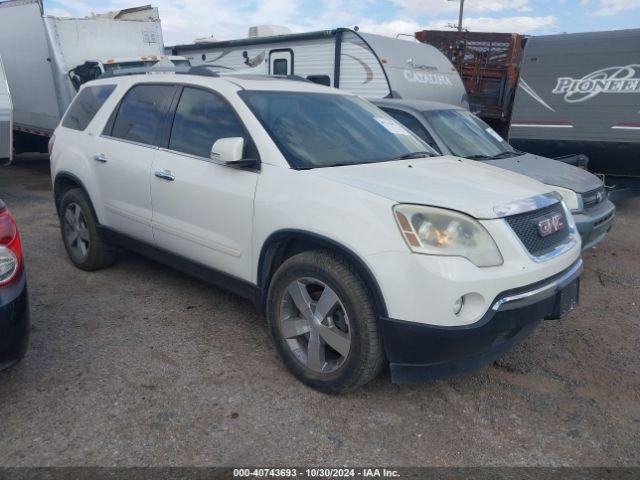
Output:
[{"left": 537, "top": 213, "right": 565, "bottom": 237}]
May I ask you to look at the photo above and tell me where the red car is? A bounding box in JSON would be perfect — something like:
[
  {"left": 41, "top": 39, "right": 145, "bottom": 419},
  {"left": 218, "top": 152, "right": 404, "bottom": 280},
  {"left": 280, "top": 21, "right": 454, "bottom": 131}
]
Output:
[{"left": 0, "top": 199, "right": 29, "bottom": 370}]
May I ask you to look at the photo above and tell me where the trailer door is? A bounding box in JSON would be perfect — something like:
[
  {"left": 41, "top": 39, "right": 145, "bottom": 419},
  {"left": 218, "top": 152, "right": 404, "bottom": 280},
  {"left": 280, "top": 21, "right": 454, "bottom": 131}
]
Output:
[{"left": 269, "top": 49, "right": 293, "bottom": 75}]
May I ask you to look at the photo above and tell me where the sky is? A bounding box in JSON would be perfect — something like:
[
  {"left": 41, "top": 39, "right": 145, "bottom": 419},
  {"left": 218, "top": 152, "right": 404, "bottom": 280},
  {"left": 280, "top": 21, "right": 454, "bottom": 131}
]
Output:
[{"left": 44, "top": 0, "right": 640, "bottom": 45}]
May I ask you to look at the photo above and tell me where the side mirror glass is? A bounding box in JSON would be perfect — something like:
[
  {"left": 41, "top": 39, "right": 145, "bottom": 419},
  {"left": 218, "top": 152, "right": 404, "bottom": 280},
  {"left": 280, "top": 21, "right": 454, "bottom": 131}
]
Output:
[{"left": 210, "top": 137, "right": 257, "bottom": 168}]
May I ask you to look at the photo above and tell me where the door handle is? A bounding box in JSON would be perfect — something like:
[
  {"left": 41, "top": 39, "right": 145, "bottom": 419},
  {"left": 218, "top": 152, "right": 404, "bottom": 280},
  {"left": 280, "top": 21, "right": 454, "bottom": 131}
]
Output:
[
  {"left": 154, "top": 170, "right": 175, "bottom": 181},
  {"left": 93, "top": 153, "right": 107, "bottom": 163}
]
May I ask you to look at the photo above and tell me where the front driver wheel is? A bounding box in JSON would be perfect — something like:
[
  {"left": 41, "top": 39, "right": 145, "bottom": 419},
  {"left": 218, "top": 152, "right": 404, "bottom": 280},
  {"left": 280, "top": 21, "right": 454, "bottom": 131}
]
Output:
[{"left": 266, "top": 250, "right": 384, "bottom": 393}]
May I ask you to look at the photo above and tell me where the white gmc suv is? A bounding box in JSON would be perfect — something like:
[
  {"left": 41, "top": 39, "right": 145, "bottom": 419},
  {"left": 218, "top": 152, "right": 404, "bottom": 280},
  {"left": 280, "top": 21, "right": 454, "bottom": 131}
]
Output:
[{"left": 50, "top": 70, "right": 583, "bottom": 392}]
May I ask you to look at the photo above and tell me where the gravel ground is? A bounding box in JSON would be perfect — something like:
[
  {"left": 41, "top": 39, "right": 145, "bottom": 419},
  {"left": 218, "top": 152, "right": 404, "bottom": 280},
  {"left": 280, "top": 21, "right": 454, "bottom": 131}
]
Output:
[{"left": 0, "top": 156, "right": 638, "bottom": 467}]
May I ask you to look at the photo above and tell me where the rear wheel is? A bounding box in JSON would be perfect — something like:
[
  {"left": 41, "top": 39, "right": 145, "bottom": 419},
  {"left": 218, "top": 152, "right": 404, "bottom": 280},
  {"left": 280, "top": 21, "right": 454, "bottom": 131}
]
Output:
[
  {"left": 266, "top": 250, "right": 384, "bottom": 393},
  {"left": 59, "top": 189, "right": 117, "bottom": 271}
]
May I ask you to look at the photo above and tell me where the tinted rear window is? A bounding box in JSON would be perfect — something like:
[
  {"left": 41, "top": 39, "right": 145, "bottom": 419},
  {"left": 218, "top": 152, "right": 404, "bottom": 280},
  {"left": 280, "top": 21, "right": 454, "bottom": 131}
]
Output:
[
  {"left": 62, "top": 85, "right": 116, "bottom": 131},
  {"left": 111, "top": 84, "right": 174, "bottom": 146}
]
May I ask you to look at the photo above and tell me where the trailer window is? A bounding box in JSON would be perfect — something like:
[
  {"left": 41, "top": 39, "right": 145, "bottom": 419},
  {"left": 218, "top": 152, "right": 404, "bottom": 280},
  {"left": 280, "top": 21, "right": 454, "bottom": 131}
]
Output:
[
  {"left": 62, "top": 85, "right": 116, "bottom": 131},
  {"left": 110, "top": 85, "right": 174, "bottom": 146},
  {"left": 273, "top": 59, "right": 288, "bottom": 76}
]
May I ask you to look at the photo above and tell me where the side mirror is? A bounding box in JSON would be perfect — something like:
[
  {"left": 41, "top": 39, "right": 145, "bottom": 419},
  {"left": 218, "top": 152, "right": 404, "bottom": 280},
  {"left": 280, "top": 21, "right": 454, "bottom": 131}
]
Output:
[{"left": 210, "top": 137, "right": 258, "bottom": 168}]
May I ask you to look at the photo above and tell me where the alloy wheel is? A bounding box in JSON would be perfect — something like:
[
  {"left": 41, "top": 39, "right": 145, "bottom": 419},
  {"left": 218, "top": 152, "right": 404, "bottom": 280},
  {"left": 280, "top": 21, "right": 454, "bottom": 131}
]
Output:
[
  {"left": 279, "top": 277, "right": 351, "bottom": 374},
  {"left": 63, "top": 202, "right": 90, "bottom": 259}
]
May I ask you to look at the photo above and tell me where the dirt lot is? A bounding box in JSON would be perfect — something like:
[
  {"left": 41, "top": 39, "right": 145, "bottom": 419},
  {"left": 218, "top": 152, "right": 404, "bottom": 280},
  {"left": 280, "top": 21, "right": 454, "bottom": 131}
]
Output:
[{"left": 0, "top": 156, "right": 638, "bottom": 467}]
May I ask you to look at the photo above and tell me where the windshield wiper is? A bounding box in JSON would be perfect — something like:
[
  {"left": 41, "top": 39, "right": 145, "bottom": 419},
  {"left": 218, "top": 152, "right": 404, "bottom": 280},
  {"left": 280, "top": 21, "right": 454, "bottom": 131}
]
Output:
[
  {"left": 490, "top": 150, "right": 521, "bottom": 159},
  {"left": 324, "top": 162, "right": 362, "bottom": 167},
  {"left": 465, "top": 151, "right": 520, "bottom": 160},
  {"left": 317, "top": 152, "right": 437, "bottom": 169},
  {"left": 392, "top": 151, "right": 437, "bottom": 160}
]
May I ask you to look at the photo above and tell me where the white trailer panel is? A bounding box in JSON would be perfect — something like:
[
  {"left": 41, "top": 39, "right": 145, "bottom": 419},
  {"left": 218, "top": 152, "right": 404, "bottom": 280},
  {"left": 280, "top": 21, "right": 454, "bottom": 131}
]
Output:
[
  {"left": 0, "top": 0, "right": 60, "bottom": 132},
  {"left": 0, "top": 55, "right": 12, "bottom": 163}
]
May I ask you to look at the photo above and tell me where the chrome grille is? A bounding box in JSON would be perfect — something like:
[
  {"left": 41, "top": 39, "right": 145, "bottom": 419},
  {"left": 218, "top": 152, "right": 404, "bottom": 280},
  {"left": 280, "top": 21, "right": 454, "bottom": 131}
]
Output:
[{"left": 505, "top": 202, "right": 570, "bottom": 257}]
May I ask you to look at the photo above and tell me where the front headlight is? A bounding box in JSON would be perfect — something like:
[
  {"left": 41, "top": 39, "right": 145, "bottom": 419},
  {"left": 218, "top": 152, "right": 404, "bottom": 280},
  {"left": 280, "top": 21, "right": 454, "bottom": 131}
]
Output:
[
  {"left": 393, "top": 205, "right": 503, "bottom": 267},
  {"left": 551, "top": 186, "right": 582, "bottom": 212}
]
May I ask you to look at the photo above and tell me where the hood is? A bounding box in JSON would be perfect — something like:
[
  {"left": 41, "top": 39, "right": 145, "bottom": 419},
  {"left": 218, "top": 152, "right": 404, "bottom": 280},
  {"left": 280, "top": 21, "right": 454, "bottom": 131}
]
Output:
[
  {"left": 309, "top": 156, "right": 553, "bottom": 219},
  {"left": 486, "top": 153, "right": 603, "bottom": 194}
]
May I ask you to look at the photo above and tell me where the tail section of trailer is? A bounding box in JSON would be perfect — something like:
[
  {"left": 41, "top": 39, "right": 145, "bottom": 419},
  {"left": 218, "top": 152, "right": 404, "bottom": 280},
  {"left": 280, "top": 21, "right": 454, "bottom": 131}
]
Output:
[
  {"left": 508, "top": 29, "right": 640, "bottom": 177},
  {"left": 171, "top": 28, "right": 467, "bottom": 107},
  {"left": 0, "top": 55, "right": 12, "bottom": 163},
  {"left": 0, "top": 0, "right": 61, "bottom": 136}
]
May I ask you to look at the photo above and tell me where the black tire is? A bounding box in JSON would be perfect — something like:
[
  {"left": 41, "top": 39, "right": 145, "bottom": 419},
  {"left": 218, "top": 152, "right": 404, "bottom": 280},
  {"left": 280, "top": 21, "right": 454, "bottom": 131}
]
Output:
[
  {"left": 59, "top": 188, "right": 117, "bottom": 271},
  {"left": 266, "top": 250, "right": 385, "bottom": 393}
]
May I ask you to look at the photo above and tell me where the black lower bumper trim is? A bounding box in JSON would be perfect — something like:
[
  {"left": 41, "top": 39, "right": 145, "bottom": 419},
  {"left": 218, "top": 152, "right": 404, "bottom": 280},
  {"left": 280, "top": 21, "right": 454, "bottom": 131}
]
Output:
[
  {"left": 380, "top": 260, "right": 582, "bottom": 384},
  {"left": 0, "top": 271, "right": 30, "bottom": 370}
]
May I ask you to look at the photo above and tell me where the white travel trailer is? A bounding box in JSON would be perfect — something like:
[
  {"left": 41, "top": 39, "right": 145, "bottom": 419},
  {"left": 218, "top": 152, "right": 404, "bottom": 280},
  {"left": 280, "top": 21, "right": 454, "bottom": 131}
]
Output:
[
  {"left": 0, "top": 55, "right": 12, "bottom": 164},
  {"left": 169, "top": 27, "right": 468, "bottom": 106},
  {"left": 0, "top": 0, "right": 183, "bottom": 155}
]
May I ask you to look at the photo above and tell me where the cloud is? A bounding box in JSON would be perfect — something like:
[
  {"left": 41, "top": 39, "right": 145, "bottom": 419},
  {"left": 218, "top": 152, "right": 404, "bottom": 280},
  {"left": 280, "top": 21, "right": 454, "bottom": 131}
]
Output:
[
  {"left": 394, "top": 0, "right": 532, "bottom": 15},
  {"left": 359, "top": 15, "right": 558, "bottom": 37},
  {"left": 41, "top": 0, "right": 556, "bottom": 44},
  {"left": 356, "top": 19, "right": 423, "bottom": 39},
  {"left": 586, "top": 0, "right": 640, "bottom": 15},
  {"left": 47, "top": 7, "right": 72, "bottom": 17},
  {"left": 46, "top": 0, "right": 375, "bottom": 44},
  {"left": 425, "top": 15, "right": 558, "bottom": 34}
]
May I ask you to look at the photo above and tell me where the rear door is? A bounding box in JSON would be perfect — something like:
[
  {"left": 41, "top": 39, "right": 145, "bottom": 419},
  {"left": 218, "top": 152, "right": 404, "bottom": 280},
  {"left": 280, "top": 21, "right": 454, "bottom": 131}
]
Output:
[
  {"left": 269, "top": 49, "right": 293, "bottom": 76},
  {"left": 150, "top": 85, "right": 259, "bottom": 280},
  {"left": 96, "top": 83, "right": 176, "bottom": 244}
]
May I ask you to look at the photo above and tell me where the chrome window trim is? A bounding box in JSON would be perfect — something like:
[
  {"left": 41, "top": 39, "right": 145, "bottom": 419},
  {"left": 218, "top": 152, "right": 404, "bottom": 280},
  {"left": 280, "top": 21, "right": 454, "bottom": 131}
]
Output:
[
  {"left": 158, "top": 147, "right": 226, "bottom": 166},
  {"left": 99, "top": 134, "right": 160, "bottom": 150},
  {"left": 493, "top": 192, "right": 562, "bottom": 218},
  {"left": 492, "top": 258, "right": 583, "bottom": 312}
]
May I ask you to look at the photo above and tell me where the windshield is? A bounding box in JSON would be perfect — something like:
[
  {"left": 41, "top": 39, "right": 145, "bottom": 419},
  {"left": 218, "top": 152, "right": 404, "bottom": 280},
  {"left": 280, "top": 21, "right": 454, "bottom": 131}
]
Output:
[
  {"left": 239, "top": 91, "right": 437, "bottom": 169},
  {"left": 423, "top": 109, "right": 517, "bottom": 159}
]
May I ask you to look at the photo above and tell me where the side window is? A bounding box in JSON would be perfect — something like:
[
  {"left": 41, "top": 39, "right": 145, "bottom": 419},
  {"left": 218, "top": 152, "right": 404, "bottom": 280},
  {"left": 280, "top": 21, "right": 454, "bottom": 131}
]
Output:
[
  {"left": 383, "top": 108, "right": 441, "bottom": 153},
  {"left": 62, "top": 85, "right": 116, "bottom": 131},
  {"left": 273, "top": 59, "right": 288, "bottom": 76},
  {"left": 169, "top": 87, "right": 248, "bottom": 159},
  {"left": 110, "top": 84, "right": 174, "bottom": 146}
]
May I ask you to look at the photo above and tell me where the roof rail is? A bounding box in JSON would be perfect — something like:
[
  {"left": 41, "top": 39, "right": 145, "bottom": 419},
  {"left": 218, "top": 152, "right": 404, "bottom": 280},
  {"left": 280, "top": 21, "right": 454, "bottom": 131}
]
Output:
[
  {"left": 183, "top": 65, "right": 222, "bottom": 77},
  {"left": 99, "top": 65, "right": 189, "bottom": 79},
  {"left": 97, "top": 65, "right": 313, "bottom": 83}
]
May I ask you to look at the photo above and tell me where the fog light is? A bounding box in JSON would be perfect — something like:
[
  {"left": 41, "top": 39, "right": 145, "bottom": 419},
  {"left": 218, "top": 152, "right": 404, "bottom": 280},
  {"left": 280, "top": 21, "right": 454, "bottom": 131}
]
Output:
[{"left": 453, "top": 296, "right": 465, "bottom": 316}]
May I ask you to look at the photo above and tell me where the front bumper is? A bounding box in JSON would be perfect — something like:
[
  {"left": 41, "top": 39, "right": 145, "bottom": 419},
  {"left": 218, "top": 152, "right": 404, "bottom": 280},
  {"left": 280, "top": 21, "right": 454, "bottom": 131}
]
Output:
[
  {"left": 0, "top": 269, "right": 30, "bottom": 371},
  {"left": 380, "top": 259, "right": 582, "bottom": 384},
  {"left": 574, "top": 199, "right": 615, "bottom": 250}
]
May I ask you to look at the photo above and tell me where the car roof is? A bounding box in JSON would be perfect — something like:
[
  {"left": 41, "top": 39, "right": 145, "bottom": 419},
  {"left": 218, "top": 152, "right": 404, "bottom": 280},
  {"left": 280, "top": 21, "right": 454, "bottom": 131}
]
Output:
[
  {"left": 372, "top": 98, "right": 465, "bottom": 113},
  {"left": 87, "top": 72, "right": 347, "bottom": 95}
]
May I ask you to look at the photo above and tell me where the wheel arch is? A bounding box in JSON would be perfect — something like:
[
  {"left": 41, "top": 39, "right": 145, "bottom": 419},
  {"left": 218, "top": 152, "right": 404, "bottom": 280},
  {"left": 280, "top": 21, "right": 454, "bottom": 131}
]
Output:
[
  {"left": 53, "top": 171, "right": 96, "bottom": 217},
  {"left": 257, "top": 229, "right": 388, "bottom": 318}
]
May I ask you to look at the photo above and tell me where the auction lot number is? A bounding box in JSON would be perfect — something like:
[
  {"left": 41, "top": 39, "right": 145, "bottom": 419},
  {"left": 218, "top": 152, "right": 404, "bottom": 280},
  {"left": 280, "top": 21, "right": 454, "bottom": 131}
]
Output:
[{"left": 233, "top": 468, "right": 400, "bottom": 478}]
